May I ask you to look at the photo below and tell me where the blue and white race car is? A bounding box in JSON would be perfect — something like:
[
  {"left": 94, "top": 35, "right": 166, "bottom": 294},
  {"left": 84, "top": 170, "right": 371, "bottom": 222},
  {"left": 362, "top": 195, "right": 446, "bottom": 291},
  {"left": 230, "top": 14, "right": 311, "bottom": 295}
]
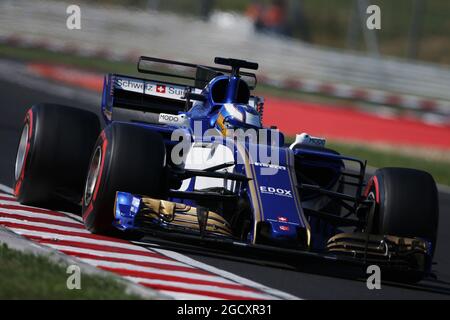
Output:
[{"left": 14, "top": 57, "right": 439, "bottom": 282}]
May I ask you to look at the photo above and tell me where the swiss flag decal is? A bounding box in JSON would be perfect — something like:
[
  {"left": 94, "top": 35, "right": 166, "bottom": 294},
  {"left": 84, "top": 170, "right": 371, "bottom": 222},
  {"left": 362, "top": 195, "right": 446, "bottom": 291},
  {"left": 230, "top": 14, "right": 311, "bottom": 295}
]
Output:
[{"left": 156, "top": 85, "right": 166, "bottom": 93}]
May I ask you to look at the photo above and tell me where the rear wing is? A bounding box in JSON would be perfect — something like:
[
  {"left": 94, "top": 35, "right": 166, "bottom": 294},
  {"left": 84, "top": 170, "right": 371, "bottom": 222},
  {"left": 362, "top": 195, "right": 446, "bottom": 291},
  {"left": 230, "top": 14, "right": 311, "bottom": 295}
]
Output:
[
  {"left": 101, "top": 73, "right": 198, "bottom": 123},
  {"left": 137, "top": 56, "right": 257, "bottom": 89},
  {"left": 101, "top": 56, "right": 260, "bottom": 124}
]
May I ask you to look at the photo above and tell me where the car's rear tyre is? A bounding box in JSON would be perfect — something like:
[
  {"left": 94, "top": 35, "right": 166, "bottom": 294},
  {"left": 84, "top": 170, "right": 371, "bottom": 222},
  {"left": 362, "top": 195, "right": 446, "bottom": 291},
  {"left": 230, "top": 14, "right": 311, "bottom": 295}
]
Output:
[
  {"left": 365, "top": 167, "right": 439, "bottom": 282},
  {"left": 82, "top": 122, "right": 167, "bottom": 234},
  {"left": 14, "top": 104, "right": 100, "bottom": 206}
]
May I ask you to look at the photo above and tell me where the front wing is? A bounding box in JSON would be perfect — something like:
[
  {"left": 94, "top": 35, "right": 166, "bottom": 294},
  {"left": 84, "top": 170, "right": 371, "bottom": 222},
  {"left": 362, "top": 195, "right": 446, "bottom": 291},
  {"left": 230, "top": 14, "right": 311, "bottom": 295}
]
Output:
[{"left": 113, "top": 192, "right": 433, "bottom": 278}]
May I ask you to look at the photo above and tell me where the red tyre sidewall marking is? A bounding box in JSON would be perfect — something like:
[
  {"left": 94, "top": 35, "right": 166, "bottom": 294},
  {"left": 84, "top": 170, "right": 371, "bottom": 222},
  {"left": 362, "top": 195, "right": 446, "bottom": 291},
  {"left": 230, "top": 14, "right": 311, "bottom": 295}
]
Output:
[
  {"left": 363, "top": 176, "right": 380, "bottom": 203},
  {"left": 82, "top": 130, "right": 108, "bottom": 220},
  {"left": 14, "top": 109, "right": 34, "bottom": 197}
]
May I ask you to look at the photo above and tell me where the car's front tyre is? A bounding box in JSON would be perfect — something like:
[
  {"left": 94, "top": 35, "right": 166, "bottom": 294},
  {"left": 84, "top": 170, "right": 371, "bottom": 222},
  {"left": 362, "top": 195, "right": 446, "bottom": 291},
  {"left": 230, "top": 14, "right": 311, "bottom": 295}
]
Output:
[
  {"left": 82, "top": 122, "right": 167, "bottom": 234},
  {"left": 365, "top": 167, "right": 439, "bottom": 282}
]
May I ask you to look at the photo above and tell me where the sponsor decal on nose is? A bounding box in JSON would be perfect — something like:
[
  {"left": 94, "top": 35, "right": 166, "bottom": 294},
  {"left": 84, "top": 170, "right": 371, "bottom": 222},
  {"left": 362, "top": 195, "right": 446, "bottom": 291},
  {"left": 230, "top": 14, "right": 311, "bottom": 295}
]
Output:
[{"left": 259, "top": 186, "right": 293, "bottom": 198}]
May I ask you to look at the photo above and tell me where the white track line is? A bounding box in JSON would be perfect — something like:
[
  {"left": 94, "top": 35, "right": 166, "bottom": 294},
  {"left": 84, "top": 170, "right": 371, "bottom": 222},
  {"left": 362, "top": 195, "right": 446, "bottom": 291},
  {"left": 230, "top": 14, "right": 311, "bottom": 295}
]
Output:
[
  {"left": 0, "top": 191, "right": 298, "bottom": 299},
  {"left": 22, "top": 229, "right": 271, "bottom": 298},
  {"left": 158, "top": 291, "right": 219, "bottom": 300},
  {"left": 0, "top": 196, "right": 85, "bottom": 223},
  {"left": 8, "top": 228, "right": 157, "bottom": 253},
  {"left": 0, "top": 217, "right": 90, "bottom": 233},
  {"left": 0, "top": 183, "right": 13, "bottom": 195},
  {"left": 79, "top": 258, "right": 235, "bottom": 284},
  {"left": 0, "top": 198, "right": 26, "bottom": 205},
  {"left": 125, "top": 277, "right": 275, "bottom": 300},
  {"left": 153, "top": 248, "right": 299, "bottom": 300},
  {"left": 0, "top": 207, "right": 82, "bottom": 224},
  {"left": 0, "top": 194, "right": 16, "bottom": 199},
  {"left": 60, "top": 211, "right": 84, "bottom": 223},
  {"left": 44, "top": 243, "right": 190, "bottom": 267}
]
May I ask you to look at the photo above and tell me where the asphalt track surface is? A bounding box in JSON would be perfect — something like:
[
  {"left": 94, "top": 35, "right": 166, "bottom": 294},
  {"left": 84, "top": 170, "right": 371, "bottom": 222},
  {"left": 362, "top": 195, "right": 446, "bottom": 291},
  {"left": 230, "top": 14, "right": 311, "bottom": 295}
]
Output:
[{"left": 1, "top": 77, "right": 449, "bottom": 299}]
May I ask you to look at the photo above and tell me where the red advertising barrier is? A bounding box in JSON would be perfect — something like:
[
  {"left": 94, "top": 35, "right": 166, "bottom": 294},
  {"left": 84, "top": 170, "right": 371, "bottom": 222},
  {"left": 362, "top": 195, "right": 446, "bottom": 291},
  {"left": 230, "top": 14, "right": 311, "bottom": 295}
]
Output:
[{"left": 28, "top": 63, "right": 450, "bottom": 150}]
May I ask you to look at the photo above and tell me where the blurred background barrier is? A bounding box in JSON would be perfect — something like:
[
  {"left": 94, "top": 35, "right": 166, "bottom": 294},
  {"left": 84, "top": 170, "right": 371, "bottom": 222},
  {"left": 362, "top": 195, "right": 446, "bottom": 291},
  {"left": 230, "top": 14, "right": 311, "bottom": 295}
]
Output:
[{"left": 0, "top": 0, "right": 449, "bottom": 124}]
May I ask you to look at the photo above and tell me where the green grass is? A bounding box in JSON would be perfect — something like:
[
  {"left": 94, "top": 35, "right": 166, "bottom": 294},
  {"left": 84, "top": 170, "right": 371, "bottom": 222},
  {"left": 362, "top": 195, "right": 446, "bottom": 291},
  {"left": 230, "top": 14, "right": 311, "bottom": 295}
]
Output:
[
  {"left": 327, "top": 141, "right": 450, "bottom": 186},
  {"left": 0, "top": 244, "right": 141, "bottom": 299},
  {"left": 284, "top": 137, "right": 450, "bottom": 186}
]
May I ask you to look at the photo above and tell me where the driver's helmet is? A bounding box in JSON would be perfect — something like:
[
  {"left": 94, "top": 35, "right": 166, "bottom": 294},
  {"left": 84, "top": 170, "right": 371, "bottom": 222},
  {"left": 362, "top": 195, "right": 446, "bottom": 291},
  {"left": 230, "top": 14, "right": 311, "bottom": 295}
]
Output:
[{"left": 214, "top": 103, "right": 262, "bottom": 136}]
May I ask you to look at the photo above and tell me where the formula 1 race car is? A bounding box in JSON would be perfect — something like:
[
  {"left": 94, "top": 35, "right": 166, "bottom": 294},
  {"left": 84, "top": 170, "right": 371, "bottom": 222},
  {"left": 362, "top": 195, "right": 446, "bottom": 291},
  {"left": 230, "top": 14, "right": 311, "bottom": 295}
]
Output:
[{"left": 14, "top": 56, "right": 439, "bottom": 282}]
